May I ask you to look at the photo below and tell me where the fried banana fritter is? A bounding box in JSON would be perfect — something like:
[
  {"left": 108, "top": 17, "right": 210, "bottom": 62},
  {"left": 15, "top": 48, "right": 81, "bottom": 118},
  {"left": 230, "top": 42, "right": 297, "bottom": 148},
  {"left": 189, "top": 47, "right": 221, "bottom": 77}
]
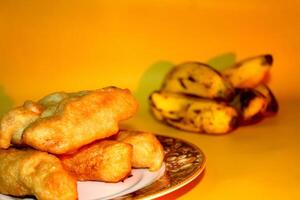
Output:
[
  {"left": 116, "top": 130, "right": 164, "bottom": 171},
  {"left": 0, "top": 87, "right": 138, "bottom": 154},
  {"left": 60, "top": 140, "right": 132, "bottom": 182},
  {"left": 0, "top": 148, "right": 77, "bottom": 200},
  {"left": 0, "top": 101, "right": 42, "bottom": 148}
]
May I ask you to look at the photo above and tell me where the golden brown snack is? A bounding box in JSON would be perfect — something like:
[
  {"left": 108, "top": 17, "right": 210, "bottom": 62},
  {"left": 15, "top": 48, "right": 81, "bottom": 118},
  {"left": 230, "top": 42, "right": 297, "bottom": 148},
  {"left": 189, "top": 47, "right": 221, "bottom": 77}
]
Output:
[
  {"left": 60, "top": 140, "right": 132, "bottom": 182},
  {"left": 116, "top": 130, "right": 164, "bottom": 171},
  {"left": 150, "top": 91, "right": 238, "bottom": 134},
  {"left": 0, "top": 148, "right": 77, "bottom": 200},
  {"left": 0, "top": 101, "right": 42, "bottom": 148},
  {"left": 0, "top": 87, "right": 138, "bottom": 154}
]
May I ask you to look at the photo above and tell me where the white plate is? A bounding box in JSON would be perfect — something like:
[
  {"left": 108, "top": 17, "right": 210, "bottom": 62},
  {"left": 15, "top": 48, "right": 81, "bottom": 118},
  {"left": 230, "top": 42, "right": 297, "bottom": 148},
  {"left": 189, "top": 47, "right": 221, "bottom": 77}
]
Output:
[{"left": 0, "top": 165, "right": 165, "bottom": 200}]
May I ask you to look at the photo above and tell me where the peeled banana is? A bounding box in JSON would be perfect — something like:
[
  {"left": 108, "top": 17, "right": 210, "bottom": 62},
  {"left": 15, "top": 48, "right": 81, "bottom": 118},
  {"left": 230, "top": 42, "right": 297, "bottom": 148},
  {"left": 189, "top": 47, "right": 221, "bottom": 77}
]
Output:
[
  {"left": 161, "top": 62, "right": 234, "bottom": 100},
  {"left": 149, "top": 91, "right": 238, "bottom": 134},
  {"left": 223, "top": 54, "right": 273, "bottom": 88}
]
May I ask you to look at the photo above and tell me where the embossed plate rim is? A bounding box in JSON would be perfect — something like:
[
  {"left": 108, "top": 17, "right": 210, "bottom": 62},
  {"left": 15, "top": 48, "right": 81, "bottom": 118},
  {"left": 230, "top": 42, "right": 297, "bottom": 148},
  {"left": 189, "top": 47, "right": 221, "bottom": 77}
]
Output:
[{"left": 116, "top": 134, "right": 206, "bottom": 200}]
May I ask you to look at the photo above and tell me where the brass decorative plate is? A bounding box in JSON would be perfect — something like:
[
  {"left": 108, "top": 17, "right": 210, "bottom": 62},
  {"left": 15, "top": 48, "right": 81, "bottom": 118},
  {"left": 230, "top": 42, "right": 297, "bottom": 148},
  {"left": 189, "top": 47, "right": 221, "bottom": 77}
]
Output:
[
  {"left": 113, "top": 135, "right": 206, "bottom": 200},
  {"left": 0, "top": 135, "right": 206, "bottom": 200}
]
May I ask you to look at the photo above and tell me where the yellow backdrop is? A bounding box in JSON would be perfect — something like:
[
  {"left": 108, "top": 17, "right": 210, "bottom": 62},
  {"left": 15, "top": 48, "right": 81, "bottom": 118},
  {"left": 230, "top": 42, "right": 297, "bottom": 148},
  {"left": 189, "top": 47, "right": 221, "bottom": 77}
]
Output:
[{"left": 1, "top": 0, "right": 300, "bottom": 199}]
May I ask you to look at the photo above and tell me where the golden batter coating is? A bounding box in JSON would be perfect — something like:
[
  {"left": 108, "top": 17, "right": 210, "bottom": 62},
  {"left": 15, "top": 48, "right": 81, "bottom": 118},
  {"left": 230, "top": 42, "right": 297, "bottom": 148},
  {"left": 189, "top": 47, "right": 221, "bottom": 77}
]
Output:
[
  {"left": 0, "top": 87, "right": 138, "bottom": 154},
  {"left": 0, "top": 101, "right": 42, "bottom": 148},
  {"left": 60, "top": 140, "right": 132, "bottom": 182},
  {"left": 116, "top": 130, "right": 164, "bottom": 171},
  {"left": 0, "top": 148, "right": 77, "bottom": 200}
]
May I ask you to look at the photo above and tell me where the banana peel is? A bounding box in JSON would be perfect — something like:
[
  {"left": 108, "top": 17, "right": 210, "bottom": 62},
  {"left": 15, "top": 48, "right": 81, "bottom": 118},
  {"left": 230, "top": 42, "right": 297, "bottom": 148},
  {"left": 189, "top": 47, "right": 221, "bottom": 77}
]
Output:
[
  {"left": 231, "top": 89, "right": 267, "bottom": 125},
  {"left": 162, "top": 62, "right": 235, "bottom": 100},
  {"left": 223, "top": 54, "right": 273, "bottom": 88},
  {"left": 150, "top": 91, "right": 238, "bottom": 134},
  {"left": 255, "top": 84, "right": 279, "bottom": 117}
]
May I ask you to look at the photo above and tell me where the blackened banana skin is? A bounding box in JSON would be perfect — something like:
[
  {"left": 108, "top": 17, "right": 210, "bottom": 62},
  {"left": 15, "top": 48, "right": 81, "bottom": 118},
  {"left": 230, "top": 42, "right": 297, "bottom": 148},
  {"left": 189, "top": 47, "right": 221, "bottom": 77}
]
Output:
[
  {"left": 255, "top": 84, "right": 279, "bottom": 117},
  {"left": 231, "top": 89, "right": 267, "bottom": 125}
]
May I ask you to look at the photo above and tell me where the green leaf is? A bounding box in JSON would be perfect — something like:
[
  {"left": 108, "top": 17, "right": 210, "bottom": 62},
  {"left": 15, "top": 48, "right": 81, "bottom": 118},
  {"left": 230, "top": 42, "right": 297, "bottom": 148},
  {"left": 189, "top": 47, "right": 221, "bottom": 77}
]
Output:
[
  {"left": 207, "top": 52, "right": 236, "bottom": 71},
  {"left": 134, "top": 60, "right": 173, "bottom": 115},
  {"left": 0, "top": 86, "right": 13, "bottom": 117}
]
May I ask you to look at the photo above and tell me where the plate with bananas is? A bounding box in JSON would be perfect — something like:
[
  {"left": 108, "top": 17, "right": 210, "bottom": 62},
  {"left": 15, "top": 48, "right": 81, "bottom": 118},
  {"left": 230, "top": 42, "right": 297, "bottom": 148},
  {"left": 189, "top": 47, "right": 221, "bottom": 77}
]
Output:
[{"left": 150, "top": 54, "right": 279, "bottom": 134}]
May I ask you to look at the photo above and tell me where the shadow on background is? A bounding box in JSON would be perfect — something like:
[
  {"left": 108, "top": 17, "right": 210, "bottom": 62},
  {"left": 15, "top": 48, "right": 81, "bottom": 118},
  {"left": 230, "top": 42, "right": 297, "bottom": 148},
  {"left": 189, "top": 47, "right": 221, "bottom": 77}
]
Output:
[
  {"left": 0, "top": 86, "right": 13, "bottom": 117},
  {"left": 207, "top": 52, "right": 236, "bottom": 71},
  {"left": 134, "top": 60, "right": 174, "bottom": 117}
]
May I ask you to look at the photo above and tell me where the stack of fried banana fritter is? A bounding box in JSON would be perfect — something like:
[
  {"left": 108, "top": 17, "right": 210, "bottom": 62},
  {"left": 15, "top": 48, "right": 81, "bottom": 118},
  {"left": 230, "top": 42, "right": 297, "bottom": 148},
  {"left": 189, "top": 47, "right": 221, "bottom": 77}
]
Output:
[{"left": 0, "top": 86, "right": 164, "bottom": 200}]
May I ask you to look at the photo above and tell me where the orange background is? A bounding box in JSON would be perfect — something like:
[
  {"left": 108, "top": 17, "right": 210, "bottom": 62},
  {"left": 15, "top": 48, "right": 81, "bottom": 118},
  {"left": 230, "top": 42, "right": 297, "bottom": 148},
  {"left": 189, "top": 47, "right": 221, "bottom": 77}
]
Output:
[{"left": 1, "top": 1, "right": 300, "bottom": 200}]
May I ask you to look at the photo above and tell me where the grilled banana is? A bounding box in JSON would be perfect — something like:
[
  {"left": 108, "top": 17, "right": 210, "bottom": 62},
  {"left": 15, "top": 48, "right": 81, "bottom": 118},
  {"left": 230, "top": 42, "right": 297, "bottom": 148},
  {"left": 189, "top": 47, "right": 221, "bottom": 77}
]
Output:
[
  {"left": 161, "top": 62, "right": 234, "bottom": 100},
  {"left": 231, "top": 89, "right": 267, "bottom": 125},
  {"left": 255, "top": 84, "right": 279, "bottom": 117},
  {"left": 149, "top": 91, "right": 238, "bottom": 134},
  {"left": 223, "top": 54, "right": 273, "bottom": 88}
]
